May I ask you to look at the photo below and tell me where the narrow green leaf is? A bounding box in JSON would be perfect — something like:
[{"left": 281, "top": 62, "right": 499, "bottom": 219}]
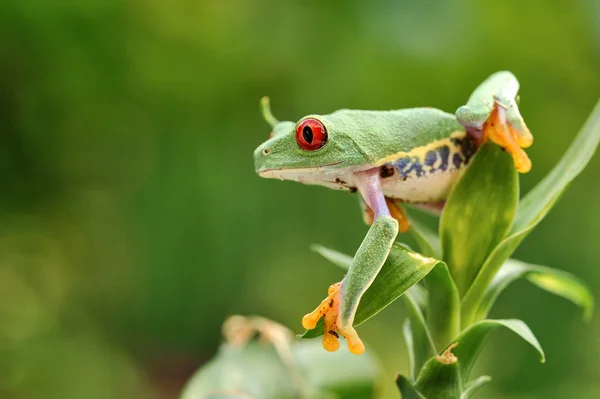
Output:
[
  {"left": 311, "top": 244, "right": 352, "bottom": 270},
  {"left": 407, "top": 284, "right": 428, "bottom": 311},
  {"left": 476, "top": 259, "right": 594, "bottom": 321},
  {"left": 408, "top": 216, "right": 441, "bottom": 259},
  {"left": 440, "top": 142, "right": 519, "bottom": 294},
  {"left": 448, "top": 319, "right": 544, "bottom": 383},
  {"left": 425, "top": 263, "right": 461, "bottom": 351},
  {"left": 301, "top": 244, "right": 441, "bottom": 339},
  {"left": 462, "top": 100, "right": 600, "bottom": 326},
  {"left": 403, "top": 291, "right": 437, "bottom": 379},
  {"left": 512, "top": 99, "right": 600, "bottom": 235},
  {"left": 396, "top": 374, "right": 427, "bottom": 399},
  {"left": 461, "top": 376, "right": 491, "bottom": 399},
  {"left": 414, "top": 350, "right": 462, "bottom": 399}
]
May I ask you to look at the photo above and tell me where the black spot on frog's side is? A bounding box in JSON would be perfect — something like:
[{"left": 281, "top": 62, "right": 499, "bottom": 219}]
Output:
[
  {"left": 424, "top": 150, "right": 437, "bottom": 167},
  {"left": 437, "top": 145, "right": 450, "bottom": 171},
  {"left": 380, "top": 164, "right": 396, "bottom": 179},
  {"left": 452, "top": 152, "right": 463, "bottom": 169},
  {"left": 394, "top": 156, "right": 424, "bottom": 178},
  {"left": 451, "top": 136, "right": 477, "bottom": 162}
]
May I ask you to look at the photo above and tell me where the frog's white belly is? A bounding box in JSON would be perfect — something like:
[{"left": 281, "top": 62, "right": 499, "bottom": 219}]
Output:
[
  {"left": 259, "top": 164, "right": 465, "bottom": 204},
  {"left": 379, "top": 167, "right": 464, "bottom": 203}
]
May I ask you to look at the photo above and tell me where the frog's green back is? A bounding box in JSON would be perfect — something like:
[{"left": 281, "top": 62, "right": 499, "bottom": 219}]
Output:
[{"left": 320, "top": 108, "right": 465, "bottom": 165}]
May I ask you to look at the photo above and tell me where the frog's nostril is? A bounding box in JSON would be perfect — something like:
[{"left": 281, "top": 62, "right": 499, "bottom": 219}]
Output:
[{"left": 262, "top": 148, "right": 271, "bottom": 155}]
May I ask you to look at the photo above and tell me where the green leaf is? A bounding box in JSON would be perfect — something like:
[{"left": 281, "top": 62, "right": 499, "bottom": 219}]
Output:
[
  {"left": 396, "top": 374, "right": 427, "bottom": 399},
  {"left": 403, "top": 291, "right": 437, "bottom": 380},
  {"left": 301, "top": 244, "right": 442, "bottom": 339},
  {"left": 311, "top": 244, "right": 353, "bottom": 270},
  {"left": 512, "top": 100, "right": 600, "bottom": 235},
  {"left": 414, "top": 350, "right": 462, "bottom": 399},
  {"left": 411, "top": 319, "right": 543, "bottom": 397},
  {"left": 440, "top": 142, "right": 519, "bottom": 295},
  {"left": 448, "top": 319, "right": 544, "bottom": 383},
  {"left": 461, "top": 376, "right": 491, "bottom": 399},
  {"left": 408, "top": 216, "right": 441, "bottom": 259},
  {"left": 476, "top": 259, "right": 594, "bottom": 321},
  {"left": 462, "top": 100, "right": 600, "bottom": 326},
  {"left": 425, "top": 263, "right": 461, "bottom": 350},
  {"left": 406, "top": 215, "right": 460, "bottom": 352}
]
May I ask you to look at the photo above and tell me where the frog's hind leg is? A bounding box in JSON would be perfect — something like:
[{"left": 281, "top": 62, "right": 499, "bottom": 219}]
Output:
[{"left": 455, "top": 71, "right": 533, "bottom": 173}]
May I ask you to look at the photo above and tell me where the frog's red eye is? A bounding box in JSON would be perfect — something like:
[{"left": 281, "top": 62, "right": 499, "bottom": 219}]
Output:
[{"left": 296, "top": 119, "right": 328, "bottom": 151}]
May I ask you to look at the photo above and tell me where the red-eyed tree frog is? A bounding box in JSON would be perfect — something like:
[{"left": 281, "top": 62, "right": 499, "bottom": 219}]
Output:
[{"left": 253, "top": 71, "right": 533, "bottom": 355}]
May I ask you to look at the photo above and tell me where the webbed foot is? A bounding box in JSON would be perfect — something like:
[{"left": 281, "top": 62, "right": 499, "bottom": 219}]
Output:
[
  {"left": 302, "top": 282, "right": 365, "bottom": 354},
  {"left": 482, "top": 98, "right": 533, "bottom": 173},
  {"left": 456, "top": 71, "right": 533, "bottom": 173}
]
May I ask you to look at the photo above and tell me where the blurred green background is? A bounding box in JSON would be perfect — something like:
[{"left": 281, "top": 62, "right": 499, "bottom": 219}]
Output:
[{"left": 1, "top": 0, "right": 599, "bottom": 398}]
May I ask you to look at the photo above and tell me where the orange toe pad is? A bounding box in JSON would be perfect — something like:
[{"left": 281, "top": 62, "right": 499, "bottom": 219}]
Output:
[
  {"left": 302, "top": 282, "right": 365, "bottom": 354},
  {"left": 483, "top": 105, "right": 532, "bottom": 173}
]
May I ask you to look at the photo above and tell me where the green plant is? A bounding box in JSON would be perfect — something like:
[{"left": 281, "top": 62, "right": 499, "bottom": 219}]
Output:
[{"left": 181, "top": 101, "right": 600, "bottom": 398}]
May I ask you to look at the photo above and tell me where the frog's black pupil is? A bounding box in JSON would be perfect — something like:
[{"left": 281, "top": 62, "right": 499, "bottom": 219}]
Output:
[{"left": 302, "top": 126, "right": 313, "bottom": 144}]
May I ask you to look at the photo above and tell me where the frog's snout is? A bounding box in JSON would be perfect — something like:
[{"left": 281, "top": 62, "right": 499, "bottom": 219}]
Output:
[{"left": 253, "top": 142, "right": 272, "bottom": 174}]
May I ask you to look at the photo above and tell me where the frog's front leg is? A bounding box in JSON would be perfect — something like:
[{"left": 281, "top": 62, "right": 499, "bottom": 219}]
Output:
[
  {"left": 359, "top": 196, "right": 410, "bottom": 232},
  {"left": 302, "top": 168, "right": 399, "bottom": 354},
  {"left": 456, "top": 71, "right": 534, "bottom": 173}
]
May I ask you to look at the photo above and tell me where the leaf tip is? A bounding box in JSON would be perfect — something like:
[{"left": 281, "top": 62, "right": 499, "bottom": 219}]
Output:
[
  {"left": 582, "top": 302, "right": 594, "bottom": 323},
  {"left": 309, "top": 243, "right": 322, "bottom": 253}
]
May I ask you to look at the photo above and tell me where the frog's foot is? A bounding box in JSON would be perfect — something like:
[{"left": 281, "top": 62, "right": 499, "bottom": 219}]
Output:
[
  {"left": 385, "top": 198, "right": 410, "bottom": 233},
  {"left": 481, "top": 97, "right": 533, "bottom": 173},
  {"left": 302, "top": 282, "right": 365, "bottom": 354}
]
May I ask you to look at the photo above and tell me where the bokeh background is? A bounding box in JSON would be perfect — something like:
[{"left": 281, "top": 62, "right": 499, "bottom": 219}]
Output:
[{"left": 1, "top": 0, "right": 599, "bottom": 398}]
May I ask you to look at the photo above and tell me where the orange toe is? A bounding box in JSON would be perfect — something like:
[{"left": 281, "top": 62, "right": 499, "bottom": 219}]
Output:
[
  {"left": 483, "top": 105, "right": 532, "bottom": 173},
  {"left": 302, "top": 282, "right": 365, "bottom": 354}
]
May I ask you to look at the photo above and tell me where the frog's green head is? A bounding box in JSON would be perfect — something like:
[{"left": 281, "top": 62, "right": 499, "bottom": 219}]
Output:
[{"left": 253, "top": 98, "right": 366, "bottom": 188}]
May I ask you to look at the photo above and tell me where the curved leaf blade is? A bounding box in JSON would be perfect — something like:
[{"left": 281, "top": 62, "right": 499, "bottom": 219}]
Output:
[
  {"left": 310, "top": 244, "right": 352, "bottom": 270},
  {"left": 449, "top": 319, "right": 544, "bottom": 383},
  {"left": 408, "top": 216, "right": 441, "bottom": 259},
  {"left": 440, "top": 142, "right": 519, "bottom": 294},
  {"left": 476, "top": 259, "right": 594, "bottom": 321},
  {"left": 396, "top": 374, "right": 427, "bottom": 399},
  {"left": 412, "top": 319, "right": 543, "bottom": 396},
  {"left": 462, "top": 100, "right": 600, "bottom": 326},
  {"left": 407, "top": 216, "right": 461, "bottom": 352},
  {"left": 403, "top": 291, "right": 437, "bottom": 380},
  {"left": 512, "top": 99, "right": 600, "bottom": 234},
  {"left": 425, "top": 263, "right": 461, "bottom": 350},
  {"left": 461, "top": 375, "right": 491, "bottom": 399},
  {"left": 301, "top": 244, "right": 441, "bottom": 339}
]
